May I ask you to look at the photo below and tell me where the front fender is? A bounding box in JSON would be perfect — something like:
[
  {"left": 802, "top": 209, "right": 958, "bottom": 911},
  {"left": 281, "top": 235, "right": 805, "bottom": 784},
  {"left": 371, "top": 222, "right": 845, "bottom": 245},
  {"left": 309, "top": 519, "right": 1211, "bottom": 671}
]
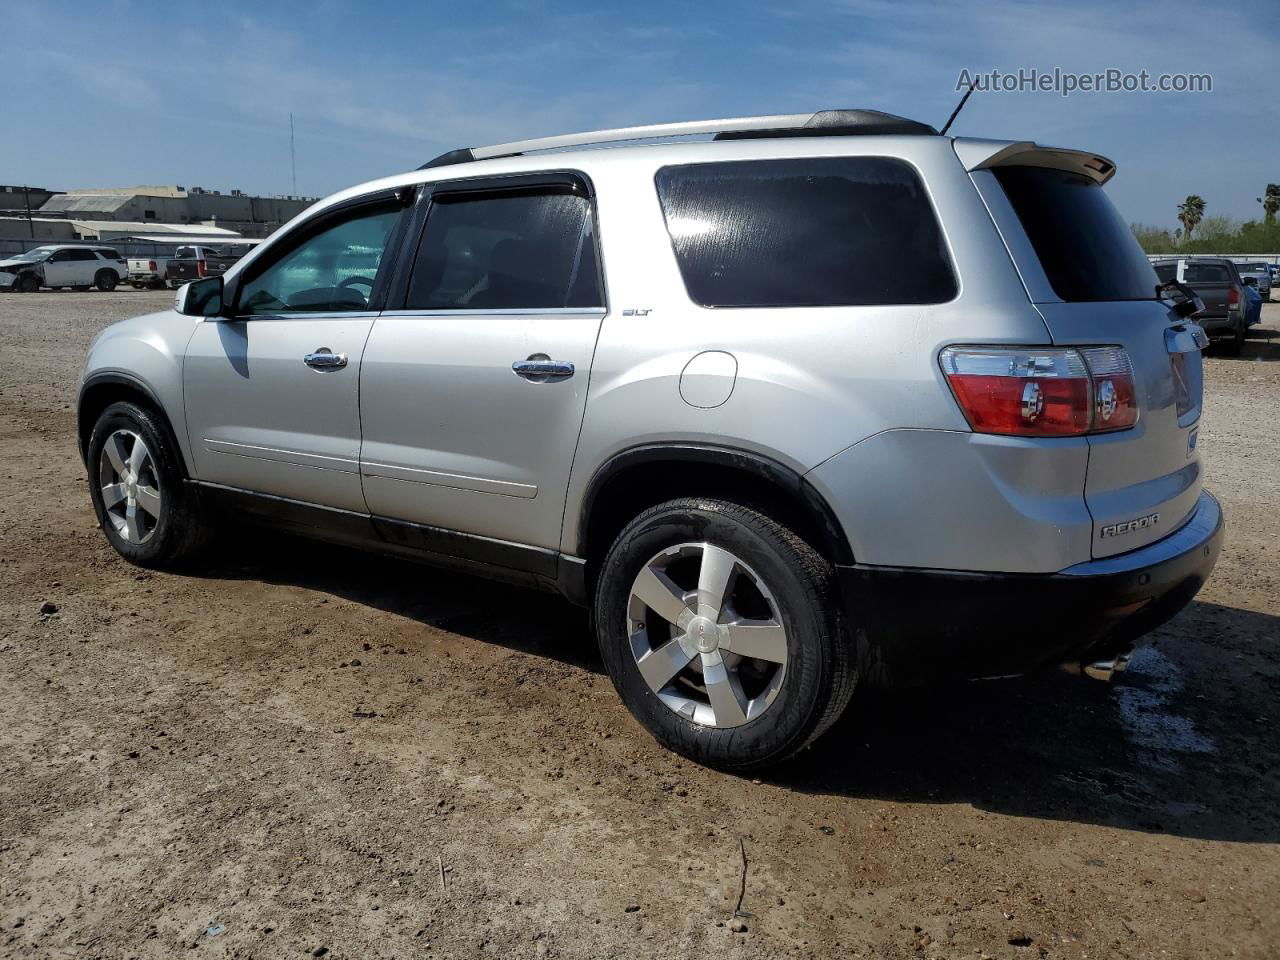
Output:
[{"left": 79, "top": 311, "right": 201, "bottom": 473}]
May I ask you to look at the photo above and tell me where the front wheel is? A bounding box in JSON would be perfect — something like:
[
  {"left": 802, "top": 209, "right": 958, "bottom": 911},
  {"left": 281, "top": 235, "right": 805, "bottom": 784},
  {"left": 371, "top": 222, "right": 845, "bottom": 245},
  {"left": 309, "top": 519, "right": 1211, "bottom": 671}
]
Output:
[
  {"left": 594, "top": 498, "right": 856, "bottom": 771},
  {"left": 87, "top": 401, "right": 211, "bottom": 568},
  {"left": 17, "top": 273, "right": 39, "bottom": 293},
  {"left": 94, "top": 269, "right": 118, "bottom": 292}
]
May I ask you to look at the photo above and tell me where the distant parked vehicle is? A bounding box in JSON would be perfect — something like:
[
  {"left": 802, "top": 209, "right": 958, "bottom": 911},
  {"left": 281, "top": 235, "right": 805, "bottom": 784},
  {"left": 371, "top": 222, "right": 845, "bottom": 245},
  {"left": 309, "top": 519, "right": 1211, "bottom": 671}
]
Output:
[
  {"left": 128, "top": 256, "right": 172, "bottom": 289},
  {"left": 1152, "top": 257, "right": 1250, "bottom": 354},
  {"left": 166, "top": 243, "right": 255, "bottom": 287},
  {"left": 1232, "top": 261, "right": 1272, "bottom": 300},
  {"left": 0, "top": 245, "right": 127, "bottom": 292},
  {"left": 1242, "top": 281, "right": 1262, "bottom": 328}
]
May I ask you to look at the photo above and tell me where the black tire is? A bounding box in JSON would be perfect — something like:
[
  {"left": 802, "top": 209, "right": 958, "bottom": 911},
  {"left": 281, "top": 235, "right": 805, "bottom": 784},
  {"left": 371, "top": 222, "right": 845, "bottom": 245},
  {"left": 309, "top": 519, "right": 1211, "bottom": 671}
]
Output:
[
  {"left": 86, "top": 401, "right": 211, "bottom": 569},
  {"left": 594, "top": 497, "right": 856, "bottom": 771},
  {"left": 94, "top": 269, "right": 118, "bottom": 292},
  {"left": 17, "top": 273, "right": 39, "bottom": 293},
  {"left": 1222, "top": 323, "right": 1245, "bottom": 356}
]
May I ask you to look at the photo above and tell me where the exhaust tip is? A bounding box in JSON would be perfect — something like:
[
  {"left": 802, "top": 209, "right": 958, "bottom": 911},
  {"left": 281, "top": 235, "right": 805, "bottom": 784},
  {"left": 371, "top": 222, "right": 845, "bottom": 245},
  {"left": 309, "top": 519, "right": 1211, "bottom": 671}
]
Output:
[{"left": 1061, "top": 646, "right": 1136, "bottom": 682}]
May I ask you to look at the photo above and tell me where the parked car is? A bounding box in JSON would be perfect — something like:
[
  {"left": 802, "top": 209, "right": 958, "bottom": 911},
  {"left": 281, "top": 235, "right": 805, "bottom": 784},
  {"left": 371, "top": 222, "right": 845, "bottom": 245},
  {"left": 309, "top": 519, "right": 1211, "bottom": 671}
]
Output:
[
  {"left": 127, "top": 256, "right": 172, "bottom": 289},
  {"left": 1152, "top": 257, "right": 1249, "bottom": 353},
  {"left": 1242, "top": 279, "right": 1263, "bottom": 328},
  {"left": 166, "top": 243, "right": 255, "bottom": 286},
  {"left": 77, "top": 109, "right": 1223, "bottom": 770},
  {"left": 0, "top": 245, "right": 127, "bottom": 292},
  {"left": 1232, "top": 261, "right": 1272, "bottom": 300}
]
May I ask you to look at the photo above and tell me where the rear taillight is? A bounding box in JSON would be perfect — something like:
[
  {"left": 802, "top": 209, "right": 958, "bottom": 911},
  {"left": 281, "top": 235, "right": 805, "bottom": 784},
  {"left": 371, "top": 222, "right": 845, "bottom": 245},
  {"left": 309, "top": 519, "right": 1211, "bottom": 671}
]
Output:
[
  {"left": 148, "top": 260, "right": 157, "bottom": 271},
  {"left": 1080, "top": 346, "right": 1138, "bottom": 431},
  {"left": 940, "top": 345, "right": 1137, "bottom": 437},
  {"left": 196, "top": 260, "right": 207, "bottom": 277},
  {"left": 1228, "top": 286, "right": 1239, "bottom": 307}
]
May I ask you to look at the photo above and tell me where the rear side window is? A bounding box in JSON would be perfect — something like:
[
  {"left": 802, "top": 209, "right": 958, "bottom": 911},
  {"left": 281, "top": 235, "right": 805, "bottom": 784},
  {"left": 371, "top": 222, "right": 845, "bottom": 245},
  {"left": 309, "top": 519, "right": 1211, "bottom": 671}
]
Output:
[
  {"left": 98, "top": 248, "right": 121, "bottom": 260},
  {"left": 1153, "top": 263, "right": 1176, "bottom": 284},
  {"left": 654, "top": 157, "right": 956, "bottom": 308},
  {"left": 406, "top": 188, "right": 602, "bottom": 310},
  {"left": 993, "top": 166, "right": 1156, "bottom": 302},
  {"left": 68, "top": 248, "right": 97, "bottom": 261}
]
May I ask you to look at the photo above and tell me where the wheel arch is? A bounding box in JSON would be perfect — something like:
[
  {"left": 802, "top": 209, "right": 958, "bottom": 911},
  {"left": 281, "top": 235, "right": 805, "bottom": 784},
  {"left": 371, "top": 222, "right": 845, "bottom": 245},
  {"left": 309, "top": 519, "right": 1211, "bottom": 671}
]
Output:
[
  {"left": 576, "top": 443, "right": 853, "bottom": 593},
  {"left": 77, "top": 373, "right": 191, "bottom": 477}
]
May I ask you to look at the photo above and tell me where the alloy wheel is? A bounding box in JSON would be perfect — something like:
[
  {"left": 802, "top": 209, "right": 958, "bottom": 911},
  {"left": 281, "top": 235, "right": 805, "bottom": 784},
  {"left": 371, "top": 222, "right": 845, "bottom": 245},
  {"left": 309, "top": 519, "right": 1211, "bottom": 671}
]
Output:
[
  {"left": 98, "top": 429, "right": 162, "bottom": 544},
  {"left": 627, "top": 542, "right": 788, "bottom": 728}
]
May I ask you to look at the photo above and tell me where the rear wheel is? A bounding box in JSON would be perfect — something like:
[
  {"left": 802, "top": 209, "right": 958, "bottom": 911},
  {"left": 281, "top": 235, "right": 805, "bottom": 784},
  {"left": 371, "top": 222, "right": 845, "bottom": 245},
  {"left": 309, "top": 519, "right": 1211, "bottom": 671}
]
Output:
[
  {"left": 595, "top": 497, "right": 855, "bottom": 770},
  {"left": 1222, "top": 322, "right": 1245, "bottom": 356},
  {"left": 87, "top": 401, "right": 211, "bottom": 568},
  {"left": 94, "top": 269, "right": 118, "bottom": 292}
]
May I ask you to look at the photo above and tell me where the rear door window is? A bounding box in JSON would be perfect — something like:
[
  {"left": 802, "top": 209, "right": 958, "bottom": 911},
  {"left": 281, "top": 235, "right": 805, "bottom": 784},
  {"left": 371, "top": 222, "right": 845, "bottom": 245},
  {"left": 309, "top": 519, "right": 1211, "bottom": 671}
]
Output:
[
  {"left": 654, "top": 157, "right": 956, "bottom": 308},
  {"left": 1153, "top": 263, "right": 1177, "bottom": 284},
  {"left": 405, "top": 186, "right": 602, "bottom": 310},
  {"left": 992, "top": 166, "right": 1157, "bottom": 302}
]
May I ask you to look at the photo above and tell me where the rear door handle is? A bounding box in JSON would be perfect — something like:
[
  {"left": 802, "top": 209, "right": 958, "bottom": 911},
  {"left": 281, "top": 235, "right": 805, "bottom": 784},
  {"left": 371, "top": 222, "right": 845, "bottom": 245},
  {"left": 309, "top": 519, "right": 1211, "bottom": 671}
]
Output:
[
  {"left": 304, "top": 348, "right": 348, "bottom": 370},
  {"left": 512, "top": 356, "right": 574, "bottom": 381}
]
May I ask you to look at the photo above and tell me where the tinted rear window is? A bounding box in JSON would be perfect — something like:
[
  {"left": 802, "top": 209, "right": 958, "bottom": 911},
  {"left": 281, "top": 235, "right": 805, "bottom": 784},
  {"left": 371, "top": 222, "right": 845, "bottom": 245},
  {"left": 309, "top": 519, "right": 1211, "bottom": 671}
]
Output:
[
  {"left": 1184, "top": 263, "right": 1230, "bottom": 283},
  {"left": 655, "top": 157, "right": 956, "bottom": 308},
  {"left": 1153, "top": 263, "right": 1176, "bottom": 283},
  {"left": 993, "top": 166, "right": 1156, "bottom": 302}
]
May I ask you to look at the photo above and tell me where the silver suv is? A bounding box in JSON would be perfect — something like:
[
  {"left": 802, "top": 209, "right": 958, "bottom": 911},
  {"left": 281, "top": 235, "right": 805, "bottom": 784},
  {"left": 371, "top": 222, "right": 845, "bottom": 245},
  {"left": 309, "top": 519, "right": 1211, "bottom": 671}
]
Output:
[{"left": 77, "top": 109, "right": 1223, "bottom": 770}]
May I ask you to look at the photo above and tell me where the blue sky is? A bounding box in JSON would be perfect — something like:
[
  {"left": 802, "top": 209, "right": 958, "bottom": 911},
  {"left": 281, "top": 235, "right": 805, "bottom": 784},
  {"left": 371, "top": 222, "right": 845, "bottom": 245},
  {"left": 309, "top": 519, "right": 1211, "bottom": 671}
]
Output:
[{"left": 3, "top": 0, "right": 1276, "bottom": 228}]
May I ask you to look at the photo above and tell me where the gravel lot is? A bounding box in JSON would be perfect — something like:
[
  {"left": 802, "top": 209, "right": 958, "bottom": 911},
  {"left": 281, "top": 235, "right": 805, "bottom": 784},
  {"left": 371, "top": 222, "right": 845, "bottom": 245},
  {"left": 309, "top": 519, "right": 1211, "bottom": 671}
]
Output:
[{"left": 1, "top": 288, "right": 1277, "bottom": 960}]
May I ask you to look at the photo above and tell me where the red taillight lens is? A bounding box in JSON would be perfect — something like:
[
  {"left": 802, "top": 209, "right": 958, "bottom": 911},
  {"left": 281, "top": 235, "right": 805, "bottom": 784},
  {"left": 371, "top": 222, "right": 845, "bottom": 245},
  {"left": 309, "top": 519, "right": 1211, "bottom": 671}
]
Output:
[
  {"left": 196, "top": 260, "right": 207, "bottom": 277},
  {"left": 1080, "top": 346, "right": 1138, "bottom": 431},
  {"left": 940, "top": 346, "right": 1137, "bottom": 437},
  {"left": 1228, "top": 286, "right": 1239, "bottom": 306},
  {"left": 148, "top": 260, "right": 157, "bottom": 271}
]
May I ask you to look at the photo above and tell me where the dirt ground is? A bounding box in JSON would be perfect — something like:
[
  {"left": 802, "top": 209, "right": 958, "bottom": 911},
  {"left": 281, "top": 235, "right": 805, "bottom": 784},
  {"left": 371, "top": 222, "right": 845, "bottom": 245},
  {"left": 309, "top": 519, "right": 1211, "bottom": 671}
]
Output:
[{"left": 1, "top": 288, "right": 1277, "bottom": 960}]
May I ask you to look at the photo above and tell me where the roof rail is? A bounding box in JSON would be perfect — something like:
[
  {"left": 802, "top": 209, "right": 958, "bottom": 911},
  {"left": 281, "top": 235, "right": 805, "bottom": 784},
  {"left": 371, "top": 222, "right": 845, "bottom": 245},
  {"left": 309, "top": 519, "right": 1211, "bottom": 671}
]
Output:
[{"left": 419, "top": 109, "right": 937, "bottom": 170}]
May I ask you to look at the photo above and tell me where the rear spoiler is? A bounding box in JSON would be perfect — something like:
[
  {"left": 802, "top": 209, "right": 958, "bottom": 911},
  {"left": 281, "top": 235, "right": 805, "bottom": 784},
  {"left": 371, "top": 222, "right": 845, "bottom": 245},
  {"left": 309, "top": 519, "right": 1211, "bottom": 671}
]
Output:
[{"left": 953, "top": 138, "right": 1116, "bottom": 185}]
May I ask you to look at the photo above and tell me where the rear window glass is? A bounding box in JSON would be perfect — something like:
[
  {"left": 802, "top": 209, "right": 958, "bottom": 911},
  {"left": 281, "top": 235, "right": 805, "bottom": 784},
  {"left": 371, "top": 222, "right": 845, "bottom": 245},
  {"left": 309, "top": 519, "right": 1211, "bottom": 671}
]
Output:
[
  {"left": 655, "top": 157, "right": 956, "bottom": 308},
  {"left": 175, "top": 247, "right": 196, "bottom": 258},
  {"left": 993, "top": 166, "right": 1156, "bottom": 302},
  {"left": 1184, "top": 263, "right": 1230, "bottom": 283},
  {"left": 1153, "top": 263, "right": 1176, "bottom": 283}
]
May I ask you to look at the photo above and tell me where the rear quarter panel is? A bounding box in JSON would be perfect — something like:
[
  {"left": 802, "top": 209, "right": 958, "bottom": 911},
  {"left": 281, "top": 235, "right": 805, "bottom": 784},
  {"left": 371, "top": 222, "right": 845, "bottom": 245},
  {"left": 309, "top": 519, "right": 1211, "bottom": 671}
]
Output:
[{"left": 561, "top": 137, "right": 1070, "bottom": 564}]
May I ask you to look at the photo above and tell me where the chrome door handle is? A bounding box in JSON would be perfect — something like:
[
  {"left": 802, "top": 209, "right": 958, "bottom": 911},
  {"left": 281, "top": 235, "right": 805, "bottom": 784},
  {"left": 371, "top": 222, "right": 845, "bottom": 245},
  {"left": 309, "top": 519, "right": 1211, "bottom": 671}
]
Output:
[
  {"left": 512, "top": 356, "right": 574, "bottom": 381},
  {"left": 304, "top": 348, "right": 347, "bottom": 369}
]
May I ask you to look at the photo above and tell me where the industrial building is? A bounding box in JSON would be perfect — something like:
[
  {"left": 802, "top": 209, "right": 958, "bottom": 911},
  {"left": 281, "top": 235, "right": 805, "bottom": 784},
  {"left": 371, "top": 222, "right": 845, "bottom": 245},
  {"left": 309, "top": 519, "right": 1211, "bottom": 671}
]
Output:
[{"left": 36, "top": 185, "right": 316, "bottom": 238}]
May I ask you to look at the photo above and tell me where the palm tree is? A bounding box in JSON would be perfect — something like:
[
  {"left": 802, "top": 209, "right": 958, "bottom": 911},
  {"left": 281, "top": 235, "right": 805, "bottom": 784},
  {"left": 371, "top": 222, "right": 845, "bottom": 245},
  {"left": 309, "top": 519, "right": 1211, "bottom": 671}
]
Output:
[
  {"left": 1177, "top": 195, "right": 1205, "bottom": 244},
  {"left": 1258, "top": 184, "right": 1280, "bottom": 225}
]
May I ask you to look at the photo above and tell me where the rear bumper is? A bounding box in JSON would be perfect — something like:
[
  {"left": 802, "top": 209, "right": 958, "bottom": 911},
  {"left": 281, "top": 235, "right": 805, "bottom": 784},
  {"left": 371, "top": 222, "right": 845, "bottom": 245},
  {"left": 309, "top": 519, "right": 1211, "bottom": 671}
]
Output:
[
  {"left": 837, "top": 490, "right": 1223, "bottom": 687},
  {"left": 1196, "top": 315, "right": 1239, "bottom": 337}
]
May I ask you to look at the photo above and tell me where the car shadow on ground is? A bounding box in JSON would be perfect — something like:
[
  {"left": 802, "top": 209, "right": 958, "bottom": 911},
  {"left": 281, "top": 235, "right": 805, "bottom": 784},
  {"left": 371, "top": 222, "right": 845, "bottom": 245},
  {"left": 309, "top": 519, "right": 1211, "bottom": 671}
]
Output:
[
  {"left": 1221, "top": 325, "right": 1280, "bottom": 361},
  {"left": 202, "top": 535, "right": 1280, "bottom": 846}
]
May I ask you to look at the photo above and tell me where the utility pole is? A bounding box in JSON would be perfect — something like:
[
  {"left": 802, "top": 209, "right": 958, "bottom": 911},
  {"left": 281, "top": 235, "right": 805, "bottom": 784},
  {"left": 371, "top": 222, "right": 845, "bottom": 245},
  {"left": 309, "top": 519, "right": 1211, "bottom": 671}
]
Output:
[
  {"left": 22, "top": 184, "right": 34, "bottom": 238},
  {"left": 290, "top": 113, "right": 298, "bottom": 197}
]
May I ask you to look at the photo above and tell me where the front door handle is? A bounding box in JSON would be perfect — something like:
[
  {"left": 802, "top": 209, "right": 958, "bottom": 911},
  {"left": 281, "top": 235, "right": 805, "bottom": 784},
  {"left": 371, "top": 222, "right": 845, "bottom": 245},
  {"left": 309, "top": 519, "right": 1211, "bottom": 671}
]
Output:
[
  {"left": 304, "top": 348, "right": 348, "bottom": 370},
  {"left": 512, "top": 355, "right": 574, "bottom": 382}
]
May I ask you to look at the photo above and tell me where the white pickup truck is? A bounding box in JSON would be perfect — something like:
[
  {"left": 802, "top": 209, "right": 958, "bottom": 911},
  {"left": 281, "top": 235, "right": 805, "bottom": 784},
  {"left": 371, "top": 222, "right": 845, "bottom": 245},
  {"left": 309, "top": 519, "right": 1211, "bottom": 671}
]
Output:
[{"left": 127, "top": 256, "right": 172, "bottom": 289}]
